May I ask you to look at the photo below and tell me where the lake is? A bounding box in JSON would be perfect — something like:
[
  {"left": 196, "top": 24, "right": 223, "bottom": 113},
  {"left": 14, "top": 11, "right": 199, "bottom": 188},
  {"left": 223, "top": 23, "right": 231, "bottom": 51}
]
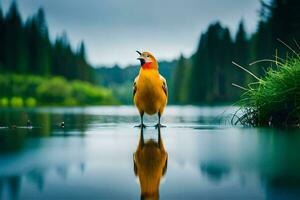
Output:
[{"left": 0, "top": 106, "right": 300, "bottom": 200}]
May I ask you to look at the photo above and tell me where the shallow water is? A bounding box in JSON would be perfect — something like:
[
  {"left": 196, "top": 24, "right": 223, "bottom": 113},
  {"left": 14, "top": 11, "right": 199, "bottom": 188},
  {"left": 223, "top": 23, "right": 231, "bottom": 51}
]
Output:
[{"left": 0, "top": 106, "right": 300, "bottom": 200}]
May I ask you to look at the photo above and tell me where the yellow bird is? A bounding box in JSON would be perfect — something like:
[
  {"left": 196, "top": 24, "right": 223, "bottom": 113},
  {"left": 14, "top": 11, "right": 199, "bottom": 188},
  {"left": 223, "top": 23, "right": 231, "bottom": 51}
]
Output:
[{"left": 133, "top": 51, "right": 168, "bottom": 128}]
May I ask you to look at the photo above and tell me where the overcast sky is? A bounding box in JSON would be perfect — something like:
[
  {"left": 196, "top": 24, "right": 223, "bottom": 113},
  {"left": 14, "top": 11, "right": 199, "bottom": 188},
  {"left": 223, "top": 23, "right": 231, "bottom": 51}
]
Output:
[{"left": 2, "top": 0, "right": 262, "bottom": 67}]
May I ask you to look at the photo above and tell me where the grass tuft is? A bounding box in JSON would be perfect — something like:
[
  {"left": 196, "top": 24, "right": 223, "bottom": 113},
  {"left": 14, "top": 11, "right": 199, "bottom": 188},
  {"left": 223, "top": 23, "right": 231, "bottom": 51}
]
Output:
[{"left": 232, "top": 57, "right": 300, "bottom": 127}]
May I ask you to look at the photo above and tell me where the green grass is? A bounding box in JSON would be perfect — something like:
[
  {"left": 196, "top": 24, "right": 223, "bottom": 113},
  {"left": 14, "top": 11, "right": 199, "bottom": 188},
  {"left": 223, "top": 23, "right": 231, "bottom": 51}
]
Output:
[{"left": 233, "top": 57, "right": 300, "bottom": 127}]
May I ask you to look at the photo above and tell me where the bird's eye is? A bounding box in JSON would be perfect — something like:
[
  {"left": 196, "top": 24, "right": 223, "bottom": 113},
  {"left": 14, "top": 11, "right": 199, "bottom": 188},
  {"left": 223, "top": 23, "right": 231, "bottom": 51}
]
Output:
[{"left": 147, "top": 55, "right": 149, "bottom": 57}]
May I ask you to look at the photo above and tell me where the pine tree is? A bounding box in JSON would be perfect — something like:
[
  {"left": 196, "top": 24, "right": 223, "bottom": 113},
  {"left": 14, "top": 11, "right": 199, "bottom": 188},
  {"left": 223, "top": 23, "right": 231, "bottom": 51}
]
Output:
[
  {"left": 25, "top": 8, "right": 51, "bottom": 75},
  {"left": 0, "top": 6, "right": 4, "bottom": 70},
  {"left": 233, "top": 20, "right": 249, "bottom": 88},
  {"left": 268, "top": 0, "right": 300, "bottom": 54},
  {"left": 172, "top": 54, "right": 186, "bottom": 103},
  {"left": 250, "top": 21, "right": 272, "bottom": 77},
  {"left": 78, "top": 41, "right": 86, "bottom": 60},
  {"left": 76, "top": 41, "right": 88, "bottom": 81},
  {"left": 178, "top": 57, "right": 192, "bottom": 104},
  {"left": 235, "top": 21, "right": 249, "bottom": 67},
  {"left": 221, "top": 28, "right": 234, "bottom": 100},
  {"left": 4, "top": 2, "right": 28, "bottom": 73},
  {"left": 189, "top": 34, "right": 207, "bottom": 103},
  {"left": 35, "top": 8, "right": 51, "bottom": 75}
]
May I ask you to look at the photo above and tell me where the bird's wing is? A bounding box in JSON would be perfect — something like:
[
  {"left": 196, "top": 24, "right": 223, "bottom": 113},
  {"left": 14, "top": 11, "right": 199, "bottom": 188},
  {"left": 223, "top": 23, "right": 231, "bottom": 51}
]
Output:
[
  {"left": 160, "top": 75, "right": 168, "bottom": 97},
  {"left": 133, "top": 76, "right": 138, "bottom": 98}
]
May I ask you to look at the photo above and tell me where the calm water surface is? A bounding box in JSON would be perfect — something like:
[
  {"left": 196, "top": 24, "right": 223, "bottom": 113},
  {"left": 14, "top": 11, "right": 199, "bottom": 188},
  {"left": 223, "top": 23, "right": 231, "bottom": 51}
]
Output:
[{"left": 0, "top": 106, "right": 300, "bottom": 200}]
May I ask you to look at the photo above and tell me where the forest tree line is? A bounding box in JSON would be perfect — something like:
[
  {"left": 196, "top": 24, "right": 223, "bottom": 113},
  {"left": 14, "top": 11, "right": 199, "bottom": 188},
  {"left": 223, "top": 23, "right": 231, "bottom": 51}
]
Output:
[
  {"left": 0, "top": 2, "right": 95, "bottom": 83},
  {"left": 172, "top": 0, "right": 300, "bottom": 104}
]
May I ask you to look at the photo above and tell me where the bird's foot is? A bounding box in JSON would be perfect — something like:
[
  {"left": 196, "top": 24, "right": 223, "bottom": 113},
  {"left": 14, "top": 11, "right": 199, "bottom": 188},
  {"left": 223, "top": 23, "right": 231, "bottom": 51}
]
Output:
[
  {"left": 134, "top": 123, "right": 146, "bottom": 128},
  {"left": 154, "top": 123, "right": 166, "bottom": 129}
]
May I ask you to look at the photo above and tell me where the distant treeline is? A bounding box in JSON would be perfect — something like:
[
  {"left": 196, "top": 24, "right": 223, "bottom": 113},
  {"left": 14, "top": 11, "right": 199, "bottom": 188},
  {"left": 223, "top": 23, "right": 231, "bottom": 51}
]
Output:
[
  {"left": 173, "top": 0, "right": 300, "bottom": 104},
  {"left": 0, "top": 2, "right": 94, "bottom": 82},
  {"left": 96, "top": 61, "right": 176, "bottom": 104}
]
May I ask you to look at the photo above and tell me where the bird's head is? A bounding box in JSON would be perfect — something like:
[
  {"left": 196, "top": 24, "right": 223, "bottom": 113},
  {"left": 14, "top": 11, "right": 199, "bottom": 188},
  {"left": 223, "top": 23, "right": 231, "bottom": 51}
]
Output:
[{"left": 136, "top": 51, "right": 158, "bottom": 69}]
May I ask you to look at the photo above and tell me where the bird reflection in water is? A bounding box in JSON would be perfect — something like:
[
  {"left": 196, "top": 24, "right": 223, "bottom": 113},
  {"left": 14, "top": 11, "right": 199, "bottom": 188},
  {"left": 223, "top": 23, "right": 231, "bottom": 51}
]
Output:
[{"left": 133, "top": 127, "right": 168, "bottom": 200}]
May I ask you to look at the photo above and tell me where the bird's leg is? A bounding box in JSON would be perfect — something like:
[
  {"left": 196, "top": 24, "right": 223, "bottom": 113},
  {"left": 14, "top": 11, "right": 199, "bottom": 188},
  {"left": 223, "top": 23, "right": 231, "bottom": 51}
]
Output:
[
  {"left": 155, "top": 112, "right": 166, "bottom": 128},
  {"left": 135, "top": 112, "right": 146, "bottom": 128},
  {"left": 157, "top": 126, "right": 161, "bottom": 148}
]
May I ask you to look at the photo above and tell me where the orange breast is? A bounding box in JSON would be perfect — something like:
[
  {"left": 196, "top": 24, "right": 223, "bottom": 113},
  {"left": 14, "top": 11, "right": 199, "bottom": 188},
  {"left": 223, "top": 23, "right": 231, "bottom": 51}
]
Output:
[{"left": 134, "top": 69, "right": 167, "bottom": 115}]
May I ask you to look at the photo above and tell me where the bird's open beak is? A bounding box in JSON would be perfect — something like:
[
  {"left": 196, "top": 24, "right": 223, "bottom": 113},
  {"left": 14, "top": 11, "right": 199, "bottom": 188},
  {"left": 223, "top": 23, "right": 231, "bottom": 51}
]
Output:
[{"left": 136, "top": 50, "right": 145, "bottom": 66}]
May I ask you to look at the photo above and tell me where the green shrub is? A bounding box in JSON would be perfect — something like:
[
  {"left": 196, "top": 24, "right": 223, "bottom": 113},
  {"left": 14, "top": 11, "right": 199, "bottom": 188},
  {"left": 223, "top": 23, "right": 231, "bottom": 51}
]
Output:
[
  {"left": 0, "top": 97, "right": 9, "bottom": 107},
  {"left": 71, "top": 80, "right": 117, "bottom": 105},
  {"left": 37, "top": 77, "right": 72, "bottom": 104},
  {"left": 25, "top": 97, "right": 37, "bottom": 107},
  {"left": 10, "top": 97, "right": 24, "bottom": 107},
  {"left": 64, "top": 97, "right": 78, "bottom": 106}
]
